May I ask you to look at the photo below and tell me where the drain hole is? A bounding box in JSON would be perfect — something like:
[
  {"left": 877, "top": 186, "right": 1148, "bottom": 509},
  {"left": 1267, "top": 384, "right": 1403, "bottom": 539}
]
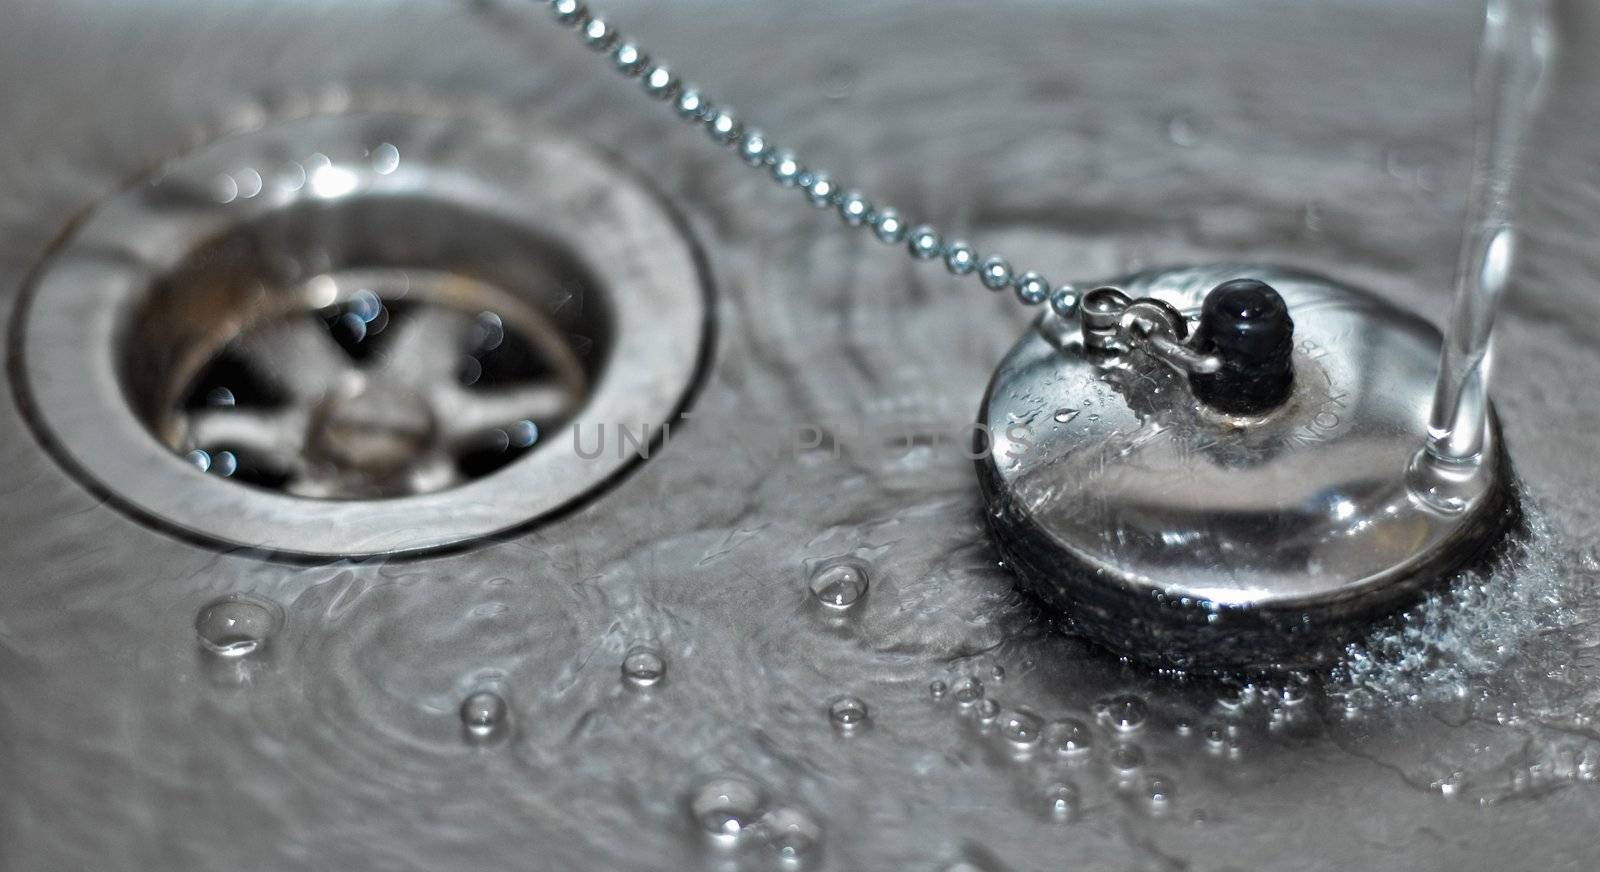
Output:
[
  {"left": 21, "top": 113, "right": 709, "bottom": 553},
  {"left": 123, "top": 197, "right": 613, "bottom": 500}
]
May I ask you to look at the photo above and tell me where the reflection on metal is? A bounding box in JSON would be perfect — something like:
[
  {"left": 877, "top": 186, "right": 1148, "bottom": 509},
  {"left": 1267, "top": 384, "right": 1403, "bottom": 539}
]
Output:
[
  {"left": 13, "top": 113, "right": 710, "bottom": 555},
  {"left": 978, "top": 264, "right": 1516, "bottom": 670}
]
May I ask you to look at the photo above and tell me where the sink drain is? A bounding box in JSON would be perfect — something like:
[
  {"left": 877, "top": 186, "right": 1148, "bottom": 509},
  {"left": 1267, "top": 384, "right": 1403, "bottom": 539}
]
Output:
[{"left": 12, "top": 113, "right": 710, "bottom": 555}]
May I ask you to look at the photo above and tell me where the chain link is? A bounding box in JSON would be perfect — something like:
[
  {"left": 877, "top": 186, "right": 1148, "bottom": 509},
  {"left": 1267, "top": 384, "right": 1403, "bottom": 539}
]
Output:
[{"left": 541, "top": 0, "right": 1082, "bottom": 320}]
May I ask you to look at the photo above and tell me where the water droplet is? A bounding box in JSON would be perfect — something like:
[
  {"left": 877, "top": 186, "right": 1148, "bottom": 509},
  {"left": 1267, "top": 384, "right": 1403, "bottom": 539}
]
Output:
[
  {"left": 470, "top": 311, "right": 506, "bottom": 352},
  {"left": 929, "top": 679, "right": 948, "bottom": 700},
  {"left": 988, "top": 665, "right": 1006, "bottom": 682},
  {"left": 509, "top": 420, "right": 540, "bottom": 448},
  {"left": 691, "top": 778, "right": 765, "bottom": 844},
  {"left": 1109, "top": 743, "right": 1146, "bottom": 773},
  {"left": 952, "top": 676, "right": 984, "bottom": 706},
  {"left": 1576, "top": 748, "right": 1598, "bottom": 782},
  {"left": 976, "top": 698, "right": 1000, "bottom": 722},
  {"left": 758, "top": 807, "right": 823, "bottom": 867},
  {"left": 336, "top": 311, "right": 368, "bottom": 343},
  {"left": 1099, "top": 694, "right": 1148, "bottom": 732},
  {"left": 1166, "top": 113, "right": 1199, "bottom": 147},
  {"left": 1144, "top": 773, "right": 1177, "bottom": 809},
  {"left": 1203, "top": 724, "right": 1227, "bottom": 748},
  {"left": 828, "top": 696, "right": 869, "bottom": 730},
  {"left": 1046, "top": 781, "right": 1081, "bottom": 821},
  {"left": 348, "top": 289, "right": 383, "bottom": 323},
  {"left": 194, "top": 595, "right": 281, "bottom": 658},
  {"left": 1000, "top": 709, "right": 1043, "bottom": 746},
  {"left": 211, "top": 173, "right": 239, "bottom": 204},
  {"left": 808, "top": 560, "right": 868, "bottom": 610},
  {"left": 1045, "top": 718, "right": 1093, "bottom": 755},
  {"left": 621, "top": 645, "right": 666, "bottom": 688},
  {"left": 459, "top": 690, "right": 507, "bottom": 742},
  {"left": 1216, "top": 683, "right": 1252, "bottom": 710},
  {"left": 371, "top": 142, "right": 401, "bottom": 175},
  {"left": 1437, "top": 773, "right": 1463, "bottom": 798},
  {"left": 185, "top": 449, "right": 212, "bottom": 471},
  {"left": 1341, "top": 688, "right": 1374, "bottom": 717}
]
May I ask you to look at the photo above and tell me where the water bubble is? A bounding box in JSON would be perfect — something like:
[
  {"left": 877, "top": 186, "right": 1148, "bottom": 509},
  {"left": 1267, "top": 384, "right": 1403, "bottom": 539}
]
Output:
[
  {"left": 459, "top": 691, "right": 508, "bottom": 742},
  {"left": 988, "top": 665, "right": 1006, "bottom": 682},
  {"left": 975, "top": 699, "right": 1000, "bottom": 722},
  {"left": 828, "top": 696, "right": 869, "bottom": 730},
  {"left": 953, "top": 677, "right": 984, "bottom": 706},
  {"left": 929, "top": 679, "right": 948, "bottom": 700},
  {"left": 194, "top": 595, "right": 281, "bottom": 658},
  {"left": 186, "top": 449, "right": 212, "bottom": 471},
  {"left": 1046, "top": 781, "right": 1081, "bottom": 821},
  {"left": 1203, "top": 724, "right": 1227, "bottom": 748},
  {"left": 1099, "top": 694, "right": 1148, "bottom": 732},
  {"left": 1000, "top": 709, "right": 1043, "bottom": 747},
  {"left": 205, "top": 387, "right": 236, "bottom": 407},
  {"left": 757, "top": 807, "right": 823, "bottom": 867},
  {"left": 808, "top": 560, "right": 869, "bottom": 610},
  {"left": 1045, "top": 718, "right": 1094, "bottom": 755},
  {"left": 621, "top": 645, "right": 666, "bottom": 688},
  {"left": 691, "top": 778, "right": 765, "bottom": 844}
]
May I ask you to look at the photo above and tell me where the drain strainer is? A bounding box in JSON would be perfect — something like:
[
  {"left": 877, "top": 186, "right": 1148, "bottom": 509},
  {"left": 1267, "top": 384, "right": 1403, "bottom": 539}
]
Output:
[{"left": 13, "top": 112, "right": 709, "bottom": 555}]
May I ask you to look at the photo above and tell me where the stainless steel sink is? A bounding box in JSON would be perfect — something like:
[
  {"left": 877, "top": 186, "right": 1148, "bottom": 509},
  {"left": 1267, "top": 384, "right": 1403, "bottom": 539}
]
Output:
[{"left": 3, "top": 1, "right": 1598, "bottom": 870}]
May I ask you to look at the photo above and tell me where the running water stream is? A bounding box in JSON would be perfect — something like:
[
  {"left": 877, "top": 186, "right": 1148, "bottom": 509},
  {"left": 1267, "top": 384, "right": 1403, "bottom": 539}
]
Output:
[{"left": 1414, "top": 0, "right": 1551, "bottom": 506}]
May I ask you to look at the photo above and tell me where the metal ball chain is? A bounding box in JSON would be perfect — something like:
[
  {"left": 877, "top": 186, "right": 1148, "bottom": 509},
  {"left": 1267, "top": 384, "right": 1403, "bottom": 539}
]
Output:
[{"left": 542, "top": 0, "right": 1082, "bottom": 320}]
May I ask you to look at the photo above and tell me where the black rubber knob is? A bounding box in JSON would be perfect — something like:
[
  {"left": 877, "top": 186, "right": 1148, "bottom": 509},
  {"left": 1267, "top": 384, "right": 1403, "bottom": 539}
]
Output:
[{"left": 1188, "top": 278, "right": 1295, "bottom": 415}]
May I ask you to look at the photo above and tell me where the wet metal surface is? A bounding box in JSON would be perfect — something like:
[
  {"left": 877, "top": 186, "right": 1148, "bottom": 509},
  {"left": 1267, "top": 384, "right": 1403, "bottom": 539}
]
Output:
[
  {"left": 14, "top": 112, "right": 708, "bottom": 553},
  {"left": 2, "top": 1, "right": 1600, "bottom": 870},
  {"left": 979, "top": 264, "right": 1514, "bottom": 671}
]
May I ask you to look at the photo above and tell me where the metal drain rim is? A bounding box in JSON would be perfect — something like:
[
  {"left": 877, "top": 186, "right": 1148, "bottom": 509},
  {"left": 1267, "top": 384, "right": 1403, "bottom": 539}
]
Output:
[{"left": 11, "top": 112, "right": 711, "bottom": 557}]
